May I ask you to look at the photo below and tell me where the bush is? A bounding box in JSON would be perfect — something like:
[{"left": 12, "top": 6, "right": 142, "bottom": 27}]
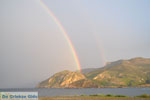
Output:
[
  {"left": 106, "top": 94, "right": 114, "bottom": 97},
  {"left": 136, "top": 94, "right": 150, "bottom": 98},
  {"left": 80, "top": 95, "right": 87, "bottom": 96},
  {"left": 87, "top": 94, "right": 127, "bottom": 97},
  {"left": 115, "top": 95, "right": 127, "bottom": 97}
]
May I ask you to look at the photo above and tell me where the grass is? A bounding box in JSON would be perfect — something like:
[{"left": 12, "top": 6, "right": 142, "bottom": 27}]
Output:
[
  {"left": 136, "top": 94, "right": 150, "bottom": 98},
  {"left": 82, "top": 94, "right": 128, "bottom": 97},
  {"left": 39, "top": 94, "right": 150, "bottom": 100}
]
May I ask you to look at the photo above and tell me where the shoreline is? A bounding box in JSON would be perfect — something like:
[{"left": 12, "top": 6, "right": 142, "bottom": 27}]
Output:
[
  {"left": 36, "top": 86, "right": 150, "bottom": 89},
  {"left": 1, "top": 87, "right": 150, "bottom": 90},
  {"left": 39, "top": 94, "right": 150, "bottom": 100}
]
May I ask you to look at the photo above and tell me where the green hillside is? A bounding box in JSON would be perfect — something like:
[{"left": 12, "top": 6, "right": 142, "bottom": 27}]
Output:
[{"left": 37, "top": 57, "right": 150, "bottom": 88}]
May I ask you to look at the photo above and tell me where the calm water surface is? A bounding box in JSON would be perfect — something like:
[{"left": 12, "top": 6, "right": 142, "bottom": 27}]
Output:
[{"left": 0, "top": 88, "right": 150, "bottom": 97}]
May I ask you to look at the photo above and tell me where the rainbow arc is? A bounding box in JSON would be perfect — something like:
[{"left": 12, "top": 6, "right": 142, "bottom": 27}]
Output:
[{"left": 40, "top": 0, "right": 82, "bottom": 72}]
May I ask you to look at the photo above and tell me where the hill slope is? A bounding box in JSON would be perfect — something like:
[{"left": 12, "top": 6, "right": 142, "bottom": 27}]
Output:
[
  {"left": 37, "top": 57, "right": 150, "bottom": 88},
  {"left": 36, "top": 70, "right": 86, "bottom": 88}
]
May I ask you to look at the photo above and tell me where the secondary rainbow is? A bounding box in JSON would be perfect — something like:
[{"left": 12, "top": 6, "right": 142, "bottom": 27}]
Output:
[{"left": 39, "top": 0, "right": 82, "bottom": 72}]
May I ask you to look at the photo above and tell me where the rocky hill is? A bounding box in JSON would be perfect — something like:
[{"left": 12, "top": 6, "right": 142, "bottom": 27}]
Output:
[
  {"left": 37, "top": 57, "right": 150, "bottom": 88},
  {"left": 36, "top": 70, "right": 86, "bottom": 88}
]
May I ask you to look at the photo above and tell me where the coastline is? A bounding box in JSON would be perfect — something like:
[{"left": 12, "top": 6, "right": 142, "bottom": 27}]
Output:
[{"left": 39, "top": 94, "right": 150, "bottom": 100}]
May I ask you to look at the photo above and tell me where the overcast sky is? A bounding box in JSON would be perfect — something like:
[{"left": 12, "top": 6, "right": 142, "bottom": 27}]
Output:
[{"left": 0, "top": 0, "right": 150, "bottom": 88}]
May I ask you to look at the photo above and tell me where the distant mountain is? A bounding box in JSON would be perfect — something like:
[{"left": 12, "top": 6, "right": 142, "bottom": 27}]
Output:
[{"left": 37, "top": 57, "right": 150, "bottom": 88}]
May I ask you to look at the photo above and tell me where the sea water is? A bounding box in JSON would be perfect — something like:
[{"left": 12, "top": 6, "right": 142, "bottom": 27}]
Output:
[{"left": 0, "top": 88, "right": 150, "bottom": 97}]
